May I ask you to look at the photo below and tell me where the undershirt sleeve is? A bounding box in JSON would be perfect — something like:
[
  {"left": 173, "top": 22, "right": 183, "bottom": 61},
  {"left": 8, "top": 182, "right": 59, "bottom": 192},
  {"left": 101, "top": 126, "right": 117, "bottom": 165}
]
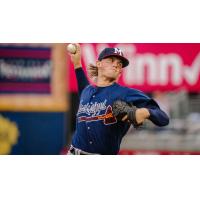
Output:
[{"left": 75, "top": 67, "right": 89, "bottom": 96}]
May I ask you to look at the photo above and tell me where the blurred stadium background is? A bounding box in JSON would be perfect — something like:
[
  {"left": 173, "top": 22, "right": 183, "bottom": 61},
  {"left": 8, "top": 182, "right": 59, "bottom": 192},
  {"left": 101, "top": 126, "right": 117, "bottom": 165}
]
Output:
[{"left": 0, "top": 43, "right": 200, "bottom": 155}]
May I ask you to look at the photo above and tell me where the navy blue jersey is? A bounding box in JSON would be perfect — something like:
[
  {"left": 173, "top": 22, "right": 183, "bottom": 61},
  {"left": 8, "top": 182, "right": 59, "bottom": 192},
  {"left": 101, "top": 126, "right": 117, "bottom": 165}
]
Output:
[{"left": 72, "top": 68, "right": 169, "bottom": 155}]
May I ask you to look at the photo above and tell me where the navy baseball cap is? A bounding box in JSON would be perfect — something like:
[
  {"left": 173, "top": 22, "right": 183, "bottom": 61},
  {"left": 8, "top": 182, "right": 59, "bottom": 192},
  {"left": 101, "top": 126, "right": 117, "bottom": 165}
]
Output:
[{"left": 98, "top": 47, "right": 129, "bottom": 68}]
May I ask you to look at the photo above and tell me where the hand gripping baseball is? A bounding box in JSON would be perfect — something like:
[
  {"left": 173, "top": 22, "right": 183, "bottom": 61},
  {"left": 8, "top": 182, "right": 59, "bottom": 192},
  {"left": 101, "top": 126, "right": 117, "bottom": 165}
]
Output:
[
  {"left": 112, "top": 100, "right": 142, "bottom": 128},
  {"left": 67, "top": 43, "right": 82, "bottom": 69}
]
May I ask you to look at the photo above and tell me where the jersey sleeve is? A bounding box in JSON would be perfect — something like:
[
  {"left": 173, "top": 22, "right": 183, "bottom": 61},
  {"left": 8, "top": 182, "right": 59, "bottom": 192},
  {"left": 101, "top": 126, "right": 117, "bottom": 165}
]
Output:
[
  {"left": 75, "top": 67, "right": 89, "bottom": 96},
  {"left": 124, "top": 88, "right": 169, "bottom": 127}
]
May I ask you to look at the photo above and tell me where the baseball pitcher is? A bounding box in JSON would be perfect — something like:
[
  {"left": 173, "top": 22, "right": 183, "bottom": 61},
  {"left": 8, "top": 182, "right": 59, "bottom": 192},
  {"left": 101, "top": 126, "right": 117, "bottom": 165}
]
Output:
[{"left": 67, "top": 44, "right": 169, "bottom": 155}]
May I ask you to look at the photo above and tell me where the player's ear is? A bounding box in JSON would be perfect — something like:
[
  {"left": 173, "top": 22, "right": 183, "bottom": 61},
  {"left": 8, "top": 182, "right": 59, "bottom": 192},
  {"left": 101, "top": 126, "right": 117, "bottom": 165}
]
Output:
[
  {"left": 96, "top": 60, "right": 101, "bottom": 68},
  {"left": 119, "top": 68, "right": 123, "bottom": 74},
  {"left": 118, "top": 69, "right": 123, "bottom": 78}
]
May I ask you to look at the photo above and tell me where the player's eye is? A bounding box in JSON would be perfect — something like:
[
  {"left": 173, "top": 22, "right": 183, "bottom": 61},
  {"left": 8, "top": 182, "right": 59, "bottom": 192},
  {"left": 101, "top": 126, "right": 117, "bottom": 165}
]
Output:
[
  {"left": 106, "top": 58, "right": 113, "bottom": 63},
  {"left": 111, "top": 57, "right": 115, "bottom": 62},
  {"left": 109, "top": 57, "right": 113, "bottom": 62}
]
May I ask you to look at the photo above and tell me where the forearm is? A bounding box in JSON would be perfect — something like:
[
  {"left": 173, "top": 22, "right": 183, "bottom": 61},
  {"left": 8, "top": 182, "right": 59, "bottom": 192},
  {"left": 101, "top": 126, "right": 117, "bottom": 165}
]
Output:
[
  {"left": 135, "top": 108, "right": 150, "bottom": 124},
  {"left": 136, "top": 107, "right": 169, "bottom": 127},
  {"left": 133, "top": 98, "right": 169, "bottom": 127},
  {"left": 74, "top": 61, "right": 82, "bottom": 69},
  {"left": 74, "top": 65, "right": 82, "bottom": 69},
  {"left": 116, "top": 100, "right": 169, "bottom": 127},
  {"left": 75, "top": 68, "right": 89, "bottom": 96},
  {"left": 148, "top": 108, "right": 169, "bottom": 126}
]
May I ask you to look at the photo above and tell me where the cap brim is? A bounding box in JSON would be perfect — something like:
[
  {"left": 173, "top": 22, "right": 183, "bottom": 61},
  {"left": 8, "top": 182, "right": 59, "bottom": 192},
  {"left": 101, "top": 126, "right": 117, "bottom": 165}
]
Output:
[{"left": 101, "top": 54, "right": 129, "bottom": 68}]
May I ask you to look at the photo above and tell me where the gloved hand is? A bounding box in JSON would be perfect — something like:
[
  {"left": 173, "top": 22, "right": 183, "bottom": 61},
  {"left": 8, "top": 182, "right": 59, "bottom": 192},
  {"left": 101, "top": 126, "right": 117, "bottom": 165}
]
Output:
[{"left": 112, "top": 100, "right": 142, "bottom": 128}]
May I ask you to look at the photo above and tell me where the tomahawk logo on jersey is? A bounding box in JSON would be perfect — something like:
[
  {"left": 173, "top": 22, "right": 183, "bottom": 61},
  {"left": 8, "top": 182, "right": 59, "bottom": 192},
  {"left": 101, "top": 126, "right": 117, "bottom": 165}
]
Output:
[{"left": 78, "top": 100, "right": 117, "bottom": 125}]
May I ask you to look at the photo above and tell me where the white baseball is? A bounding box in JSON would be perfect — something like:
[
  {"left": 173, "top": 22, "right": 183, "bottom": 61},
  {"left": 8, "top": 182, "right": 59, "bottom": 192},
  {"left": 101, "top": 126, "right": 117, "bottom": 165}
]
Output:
[{"left": 67, "top": 44, "right": 77, "bottom": 54}]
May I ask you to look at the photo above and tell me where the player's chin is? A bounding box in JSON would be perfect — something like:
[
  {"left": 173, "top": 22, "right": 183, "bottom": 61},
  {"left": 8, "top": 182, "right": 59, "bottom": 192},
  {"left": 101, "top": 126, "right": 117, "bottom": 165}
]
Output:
[
  {"left": 106, "top": 72, "right": 119, "bottom": 80},
  {"left": 107, "top": 76, "right": 118, "bottom": 82},
  {"left": 112, "top": 74, "right": 120, "bottom": 80}
]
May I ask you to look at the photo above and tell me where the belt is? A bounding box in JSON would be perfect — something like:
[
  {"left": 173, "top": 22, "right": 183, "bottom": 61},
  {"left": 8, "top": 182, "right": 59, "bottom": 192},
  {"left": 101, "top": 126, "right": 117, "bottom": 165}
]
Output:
[{"left": 69, "top": 145, "right": 98, "bottom": 155}]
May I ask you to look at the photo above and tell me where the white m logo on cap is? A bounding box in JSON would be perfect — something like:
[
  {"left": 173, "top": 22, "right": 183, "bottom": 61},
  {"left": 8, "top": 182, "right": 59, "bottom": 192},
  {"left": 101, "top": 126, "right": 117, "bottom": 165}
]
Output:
[{"left": 114, "top": 48, "right": 123, "bottom": 56}]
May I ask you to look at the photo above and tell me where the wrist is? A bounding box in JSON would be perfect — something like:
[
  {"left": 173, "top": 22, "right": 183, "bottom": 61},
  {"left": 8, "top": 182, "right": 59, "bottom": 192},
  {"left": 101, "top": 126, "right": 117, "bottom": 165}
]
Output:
[
  {"left": 74, "top": 63, "right": 82, "bottom": 69},
  {"left": 140, "top": 108, "right": 150, "bottom": 119},
  {"left": 134, "top": 108, "right": 150, "bottom": 125}
]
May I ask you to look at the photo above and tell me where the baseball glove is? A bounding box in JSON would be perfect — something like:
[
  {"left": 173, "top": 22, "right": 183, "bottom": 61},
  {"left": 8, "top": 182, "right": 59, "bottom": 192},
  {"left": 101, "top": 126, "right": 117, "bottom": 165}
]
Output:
[{"left": 112, "top": 100, "right": 142, "bottom": 128}]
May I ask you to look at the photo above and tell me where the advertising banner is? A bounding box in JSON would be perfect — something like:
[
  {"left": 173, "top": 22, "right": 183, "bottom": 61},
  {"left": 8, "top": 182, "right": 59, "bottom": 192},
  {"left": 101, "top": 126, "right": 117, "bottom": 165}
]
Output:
[
  {"left": 0, "top": 44, "right": 68, "bottom": 111},
  {"left": 69, "top": 43, "right": 200, "bottom": 92},
  {"left": 0, "top": 46, "right": 51, "bottom": 94}
]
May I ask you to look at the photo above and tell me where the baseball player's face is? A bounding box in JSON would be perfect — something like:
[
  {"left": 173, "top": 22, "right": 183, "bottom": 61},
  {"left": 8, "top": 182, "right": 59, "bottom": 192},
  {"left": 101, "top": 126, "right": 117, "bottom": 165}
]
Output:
[{"left": 97, "top": 56, "right": 123, "bottom": 80}]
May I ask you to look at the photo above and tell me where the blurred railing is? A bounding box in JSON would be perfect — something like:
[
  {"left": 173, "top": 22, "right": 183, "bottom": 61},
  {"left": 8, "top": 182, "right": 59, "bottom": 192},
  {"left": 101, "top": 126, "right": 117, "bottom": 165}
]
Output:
[{"left": 121, "top": 91, "right": 200, "bottom": 152}]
